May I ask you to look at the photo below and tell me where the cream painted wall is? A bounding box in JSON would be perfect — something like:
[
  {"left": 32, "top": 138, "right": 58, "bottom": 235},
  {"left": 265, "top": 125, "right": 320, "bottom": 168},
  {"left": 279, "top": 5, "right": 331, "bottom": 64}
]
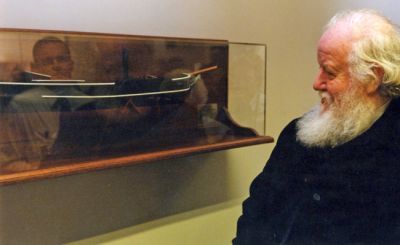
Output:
[{"left": 0, "top": 1, "right": 399, "bottom": 244}]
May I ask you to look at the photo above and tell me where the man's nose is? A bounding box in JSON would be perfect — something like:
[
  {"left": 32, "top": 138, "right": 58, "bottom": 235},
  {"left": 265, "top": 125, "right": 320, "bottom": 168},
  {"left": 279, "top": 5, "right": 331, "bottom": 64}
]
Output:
[
  {"left": 313, "top": 72, "right": 327, "bottom": 91},
  {"left": 51, "top": 59, "right": 65, "bottom": 69}
]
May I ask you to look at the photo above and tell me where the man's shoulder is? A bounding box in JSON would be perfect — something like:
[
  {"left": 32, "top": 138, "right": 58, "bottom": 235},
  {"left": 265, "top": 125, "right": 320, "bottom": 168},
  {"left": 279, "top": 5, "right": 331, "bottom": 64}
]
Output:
[
  {"left": 373, "top": 98, "right": 400, "bottom": 147},
  {"left": 280, "top": 118, "right": 300, "bottom": 136},
  {"left": 385, "top": 98, "right": 400, "bottom": 130},
  {"left": 272, "top": 118, "right": 302, "bottom": 147}
]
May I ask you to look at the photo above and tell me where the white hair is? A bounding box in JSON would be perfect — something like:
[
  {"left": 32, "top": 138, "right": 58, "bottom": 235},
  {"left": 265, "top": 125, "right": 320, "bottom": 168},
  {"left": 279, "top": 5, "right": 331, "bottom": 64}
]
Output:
[{"left": 326, "top": 9, "right": 400, "bottom": 97}]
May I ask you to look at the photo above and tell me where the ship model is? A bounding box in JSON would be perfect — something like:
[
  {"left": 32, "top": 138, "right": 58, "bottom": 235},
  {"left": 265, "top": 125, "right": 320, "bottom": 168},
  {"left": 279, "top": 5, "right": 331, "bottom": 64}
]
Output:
[{"left": 0, "top": 65, "right": 218, "bottom": 109}]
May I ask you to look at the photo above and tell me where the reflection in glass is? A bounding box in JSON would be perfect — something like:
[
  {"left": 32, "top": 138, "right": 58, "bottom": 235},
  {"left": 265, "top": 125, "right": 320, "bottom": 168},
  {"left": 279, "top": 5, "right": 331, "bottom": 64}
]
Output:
[{"left": 0, "top": 30, "right": 266, "bottom": 176}]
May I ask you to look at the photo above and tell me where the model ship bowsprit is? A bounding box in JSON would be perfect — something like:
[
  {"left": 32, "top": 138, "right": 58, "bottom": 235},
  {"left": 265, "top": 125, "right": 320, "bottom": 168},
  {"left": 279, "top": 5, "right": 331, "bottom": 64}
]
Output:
[{"left": 0, "top": 65, "right": 218, "bottom": 108}]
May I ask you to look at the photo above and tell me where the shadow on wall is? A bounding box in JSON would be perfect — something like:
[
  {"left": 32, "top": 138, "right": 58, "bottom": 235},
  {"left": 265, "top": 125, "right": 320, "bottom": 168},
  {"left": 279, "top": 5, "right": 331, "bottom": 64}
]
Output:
[{"left": 0, "top": 152, "right": 232, "bottom": 245}]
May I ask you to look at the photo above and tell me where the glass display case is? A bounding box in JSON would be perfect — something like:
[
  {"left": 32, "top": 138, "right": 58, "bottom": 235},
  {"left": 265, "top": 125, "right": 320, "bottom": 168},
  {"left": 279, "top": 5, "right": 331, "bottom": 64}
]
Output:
[{"left": 0, "top": 29, "right": 273, "bottom": 184}]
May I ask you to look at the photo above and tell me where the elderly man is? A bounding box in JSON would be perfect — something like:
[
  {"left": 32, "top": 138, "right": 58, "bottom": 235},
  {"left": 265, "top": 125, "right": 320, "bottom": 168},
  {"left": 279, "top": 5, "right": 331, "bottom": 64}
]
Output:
[{"left": 234, "top": 9, "right": 400, "bottom": 245}]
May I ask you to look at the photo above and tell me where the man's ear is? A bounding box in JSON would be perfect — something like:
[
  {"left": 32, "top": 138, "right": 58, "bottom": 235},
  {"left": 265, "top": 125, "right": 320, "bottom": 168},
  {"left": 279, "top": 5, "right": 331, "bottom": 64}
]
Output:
[{"left": 366, "top": 66, "right": 384, "bottom": 94}]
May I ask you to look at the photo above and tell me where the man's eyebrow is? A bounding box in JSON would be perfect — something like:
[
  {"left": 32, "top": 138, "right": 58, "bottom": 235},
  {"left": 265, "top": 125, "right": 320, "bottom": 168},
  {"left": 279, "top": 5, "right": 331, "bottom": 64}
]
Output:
[
  {"left": 320, "top": 64, "right": 330, "bottom": 71},
  {"left": 321, "top": 63, "right": 339, "bottom": 72}
]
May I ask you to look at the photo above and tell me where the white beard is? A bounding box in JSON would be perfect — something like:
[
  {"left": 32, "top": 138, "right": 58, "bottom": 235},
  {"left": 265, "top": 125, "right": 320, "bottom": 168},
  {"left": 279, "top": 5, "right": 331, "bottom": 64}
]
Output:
[{"left": 296, "top": 86, "right": 379, "bottom": 148}]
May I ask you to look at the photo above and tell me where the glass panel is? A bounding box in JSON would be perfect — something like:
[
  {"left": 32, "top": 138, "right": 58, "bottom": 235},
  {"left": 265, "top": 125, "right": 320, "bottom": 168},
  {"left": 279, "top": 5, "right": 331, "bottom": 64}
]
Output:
[
  {"left": 228, "top": 42, "right": 266, "bottom": 135},
  {"left": 0, "top": 29, "right": 268, "bottom": 179}
]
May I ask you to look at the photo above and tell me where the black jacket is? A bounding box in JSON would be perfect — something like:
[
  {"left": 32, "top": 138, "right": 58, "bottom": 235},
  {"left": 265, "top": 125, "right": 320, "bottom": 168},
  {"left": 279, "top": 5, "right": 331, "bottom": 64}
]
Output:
[{"left": 234, "top": 98, "right": 400, "bottom": 245}]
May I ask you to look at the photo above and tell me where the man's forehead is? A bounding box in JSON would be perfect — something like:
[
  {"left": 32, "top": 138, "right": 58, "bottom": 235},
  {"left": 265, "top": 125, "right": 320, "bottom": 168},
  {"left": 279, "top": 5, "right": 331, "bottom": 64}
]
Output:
[
  {"left": 320, "top": 22, "right": 353, "bottom": 45},
  {"left": 35, "top": 42, "right": 69, "bottom": 57},
  {"left": 317, "top": 23, "right": 353, "bottom": 62}
]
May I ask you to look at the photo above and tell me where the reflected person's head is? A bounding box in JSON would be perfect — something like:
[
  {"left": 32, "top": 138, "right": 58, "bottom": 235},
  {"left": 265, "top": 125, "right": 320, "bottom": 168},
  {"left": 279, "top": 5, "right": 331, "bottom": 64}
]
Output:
[
  {"left": 31, "top": 37, "right": 74, "bottom": 79},
  {"left": 297, "top": 9, "right": 400, "bottom": 148}
]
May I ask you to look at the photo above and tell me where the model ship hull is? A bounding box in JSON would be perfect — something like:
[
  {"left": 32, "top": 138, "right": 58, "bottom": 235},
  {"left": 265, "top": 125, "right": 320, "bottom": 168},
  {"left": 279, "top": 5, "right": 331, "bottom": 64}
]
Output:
[{"left": 0, "top": 74, "right": 203, "bottom": 112}]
